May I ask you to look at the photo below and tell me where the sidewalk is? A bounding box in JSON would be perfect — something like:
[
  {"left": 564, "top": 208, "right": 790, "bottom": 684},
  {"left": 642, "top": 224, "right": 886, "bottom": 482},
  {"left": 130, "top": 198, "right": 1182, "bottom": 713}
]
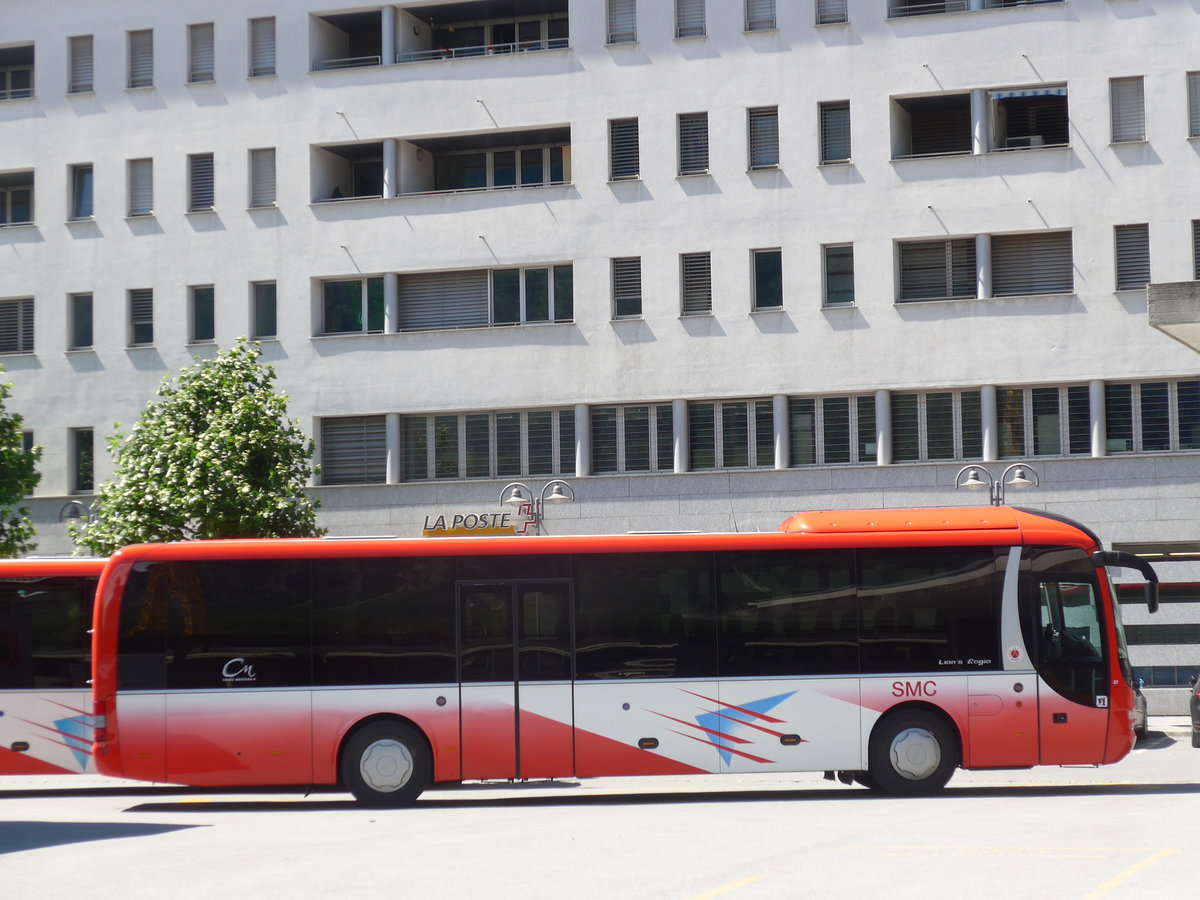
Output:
[{"left": 1151, "top": 715, "right": 1192, "bottom": 738}]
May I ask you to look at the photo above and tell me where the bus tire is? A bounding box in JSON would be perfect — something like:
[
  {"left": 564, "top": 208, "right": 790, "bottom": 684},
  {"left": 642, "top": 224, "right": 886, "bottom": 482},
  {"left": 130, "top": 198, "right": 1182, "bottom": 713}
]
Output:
[
  {"left": 341, "top": 721, "right": 431, "bottom": 807},
  {"left": 867, "top": 709, "right": 959, "bottom": 796},
  {"left": 853, "top": 771, "right": 881, "bottom": 791}
]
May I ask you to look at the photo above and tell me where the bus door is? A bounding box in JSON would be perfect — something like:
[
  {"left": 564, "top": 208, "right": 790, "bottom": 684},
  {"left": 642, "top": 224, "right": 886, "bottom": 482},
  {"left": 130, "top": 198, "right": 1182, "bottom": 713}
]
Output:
[
  {"left": 457, "top": 581, "right": 573, "bottom": 780},
  {"left": 1035, "top": 576, "right": 1110, "bottom": 764}
]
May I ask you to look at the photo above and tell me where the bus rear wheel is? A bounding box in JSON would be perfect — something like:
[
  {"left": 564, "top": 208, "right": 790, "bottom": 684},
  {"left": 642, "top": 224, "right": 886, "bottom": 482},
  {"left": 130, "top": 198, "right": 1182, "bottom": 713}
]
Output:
[
  {"left": 341, "top": 721, "right": 431, "bottom": 807},
  {"left": 867, "top": 709, "right": 959, "bottom": 796}
]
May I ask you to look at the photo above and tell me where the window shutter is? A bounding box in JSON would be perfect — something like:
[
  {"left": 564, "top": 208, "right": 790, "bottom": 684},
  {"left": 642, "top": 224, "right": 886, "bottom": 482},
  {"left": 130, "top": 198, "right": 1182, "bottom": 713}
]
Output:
[
  {"left": 250, "top": 148, "right": 276, "bottom": 207},
  {"left": 1110, "top": 77, "right": 1145, "bottom": 142},
  {"left": 1104, "top": 384, "right": 1134, "bottom": 453},
  {"left": 746, "top": 0, "right": 776, "bottom": 31},
  {"left": 899, "top": 239, "right": 976, "bottom": 301},
  {"left": 129, "top": 289, "right": 154, "bottom": 344},
  {"left": 250, "top": 18, "right": 276, "bottom": 76},
  {"left": 69, "top": 35, "right": 94, "bottom": 93},
  {"left": 822, "top": 397, "right": 851, "bottom": 464},
  {"left": 612, "top": 257, "right": 642, "bottom": 317},
  {"left": 0, "top": 298, "right": 33, "bottom": 353},
  {"left": 678, "top": 112, "right": 709, "bottom": 175},
  {"left": 816, "top": 0, "right": 849, "bottom": 24},
  {"left": 590, "top": 407, "right": 619, "bottom": 474},
  {"left": 676, "top": 0, "right": 706, "bottom": 37},
  {"left": 397, "top": 270, "right": 489, "bottom": 330},
  {"left": 322, "top": 416, "right": 387, "bottom": 485},
  {"left": 688, "top": 402, "right": 716, "bottom": 469},
  {"left": 189, "top": 153, "right": 214, "bottom": 210},
  {"left": 748, "top": 107, "right": 779, "bottom": 168},
  {"left": 129, "top": 158, "right": 153, "bottom": 215},
  {"left": 820, "top": 101, "right": 851, "bottom": 163},
  {"left": 1193, "top": 220, "right": 1200, "bottom": 281},
  {"left": 129, "top": 30, "right": 154, "bottom": 88},
  {"left": 788, "top": 398, "right": 816, "bottom": 466},
  {"left": 991, "top": 231, "right": 1073, "bottom": 296},
  {"left": 609, "top": 118, "right": 639, "bottom": 179},
  {"left": 607, "top": 0, "right": 636, "bottom": 43},
  {"left": 189, "top": 23, "right": 215, "bottom": 82},
  {"left": 1114, "top": 224, "right": 1150, "bottom": 290},
  {"left": 681, "top": 252, "right": 712, "bottom": 315}
]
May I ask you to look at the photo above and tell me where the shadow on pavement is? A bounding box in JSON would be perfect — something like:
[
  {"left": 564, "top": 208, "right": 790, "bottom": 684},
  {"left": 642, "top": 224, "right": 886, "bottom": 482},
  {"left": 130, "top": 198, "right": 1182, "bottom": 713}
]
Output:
[{"left": 0, "top": 821, "right": 201, "bottom": 855}]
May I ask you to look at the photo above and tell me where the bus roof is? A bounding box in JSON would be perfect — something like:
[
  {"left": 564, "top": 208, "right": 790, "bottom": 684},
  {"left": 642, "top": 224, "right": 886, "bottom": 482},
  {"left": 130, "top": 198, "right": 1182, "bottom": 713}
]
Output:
[
  {"left": 0, "top": 557, "right": 106, "bottom": 577},
  {"left": 102, "top": 506, "right": 1100, "bottom": 565}
]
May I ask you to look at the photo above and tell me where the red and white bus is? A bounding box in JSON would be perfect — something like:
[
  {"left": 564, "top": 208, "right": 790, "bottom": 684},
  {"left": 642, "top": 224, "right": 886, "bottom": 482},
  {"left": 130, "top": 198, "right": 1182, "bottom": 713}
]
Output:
[
  {"left": 90, "top": 506, "right": 1158, "bottom": 804},
  {"left": 1, "top": 557, "right": 105, "bottom": 775}
]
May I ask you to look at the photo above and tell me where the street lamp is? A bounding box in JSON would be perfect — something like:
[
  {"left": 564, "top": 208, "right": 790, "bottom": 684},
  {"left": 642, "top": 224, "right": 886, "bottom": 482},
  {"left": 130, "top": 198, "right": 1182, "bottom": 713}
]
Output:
[
  {"left": 954, "top": 463, "right": 1041, "bottom": 506},
  {"left": 499, "top": 480, "right": 576, "bottom": 534}
]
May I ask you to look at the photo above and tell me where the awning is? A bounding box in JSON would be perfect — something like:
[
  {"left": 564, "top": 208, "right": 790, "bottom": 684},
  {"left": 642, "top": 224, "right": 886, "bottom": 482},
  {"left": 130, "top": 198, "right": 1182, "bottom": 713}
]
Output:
[{"left": 990, "top": 87, "right": 1067, "bottom": 99}]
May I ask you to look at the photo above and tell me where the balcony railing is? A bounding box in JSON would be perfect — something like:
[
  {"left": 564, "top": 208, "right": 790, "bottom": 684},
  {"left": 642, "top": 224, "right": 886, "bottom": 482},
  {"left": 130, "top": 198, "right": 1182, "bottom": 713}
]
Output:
[
  {"left": 313, "top": 55, "right": 383, "bottom": 71},
  {"left": 889, "top": 0, "right": 969, "bottom": 16},
  {"left": 396, "top": 38, "right": 568, "bottom": 64}
]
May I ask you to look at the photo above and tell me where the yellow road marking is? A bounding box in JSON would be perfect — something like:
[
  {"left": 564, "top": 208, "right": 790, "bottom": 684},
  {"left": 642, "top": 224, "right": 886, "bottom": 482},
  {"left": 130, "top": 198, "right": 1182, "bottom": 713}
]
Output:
[
  {"left": 1083, "top": 848, "right": 1179, "bottom": 899},
  {"left": 687, "top": 874, "right": 769, "bottom": 899}
]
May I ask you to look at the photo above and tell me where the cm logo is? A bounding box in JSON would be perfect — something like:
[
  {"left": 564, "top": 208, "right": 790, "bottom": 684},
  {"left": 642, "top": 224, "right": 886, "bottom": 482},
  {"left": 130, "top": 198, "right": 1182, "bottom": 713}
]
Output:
[{"left": 892, "top": 680, "right": 937, "bottom": 698}]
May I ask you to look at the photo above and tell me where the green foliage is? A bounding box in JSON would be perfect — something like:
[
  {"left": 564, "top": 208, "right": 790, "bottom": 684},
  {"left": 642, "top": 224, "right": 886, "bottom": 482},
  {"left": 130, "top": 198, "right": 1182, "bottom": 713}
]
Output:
[
  {"left": 0, "top": 370, "right": 41, "bottom": 557},
  {"left": 71, "top": 340, "right": 323, "bottom": 556}
]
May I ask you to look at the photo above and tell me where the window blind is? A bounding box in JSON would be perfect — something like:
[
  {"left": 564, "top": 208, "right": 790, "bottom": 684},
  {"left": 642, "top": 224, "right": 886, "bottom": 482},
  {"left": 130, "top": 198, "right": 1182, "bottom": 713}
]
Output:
[
  {"left": 746, "top": 0, "right": 776, "bottom": 31},
  {"left": 250, "top": 18, "right": 276, "bottom": 76},
  {"left": 69, "top": 35, "right": 93, "bottom": 93},
  {"left": 189, "top": 23, "right": 215, "bottom": 82},
  {"left": 397, "top": 270, "right": 489, "bottom": 331},
  {"left": 899, "top": 239, "right": 976, "bottom": 301},
  {"left": 1114, "top": 224, "right": 1150, "bottom": 290},
  {"left": 676, "top": 0, "right": 706, "bottom": 37},
  {"left": 820, "top": 101, "right": 851, "bottom": 163},
  {"left": 1110, "top": 77, "right": 1145, "bottom": 142},
  {"left": 681, "top": 252, "right": 712, "bottom": 315},
  {"left": 189, "top": 153, "right": 215, "bottom": 210},
  {"left": 250, "top": 148, "right": 276, "bottom": 207},
  {"left": 748, "top": 107, "right": 779, "bottom": 168},
  {"left": 816, "top": 0, "right": 849, "bottom": 24},
  {"left": 607, "top": 0, "right": 636, "bottom": 43},
  {"left": 678, "top": 112, "right": 709, "bottom": 175},
  {"left": 609, "top": 118, "right": 639, "bottom": 179},
  {"left": 128, "top": 158, "right": 153, "bottom": 215},
  {"left": 322, "top": 417, "right": 387, "bottom": 485},
  {"left": 1189, "top": 73, "right": 1200, "bottom": 138},
  {"left": 0, "top": 298, "right": 33, "bottom": 353},
  {"left": 129, "top": 289, "right": 153, "bottom": 345},
  {"left": 128, "top": 30, "right": 153, "bottom": 88},
  {"left": 991, "top": 231, "right": 1073, "bottom": 296}
]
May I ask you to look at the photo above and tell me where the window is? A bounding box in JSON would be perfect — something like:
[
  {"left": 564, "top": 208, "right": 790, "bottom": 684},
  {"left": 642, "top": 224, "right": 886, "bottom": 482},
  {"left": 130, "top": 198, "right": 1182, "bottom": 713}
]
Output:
[
  {"left": 1104, "top": 380, "right": 1200, "bottom": 453},
  {"left": 190, "top": 286, "right": 215, "bottom": 343},
  {"left": 748, "top": 107, "right": 779, "bottom": 169},
  {"left": 681, "top": 252, "right": 712, "bottom": 315},
  {"left": 188, "top": 153, "right": 215, "bottom": 211},
  {"left": 609, "top": 118, "right": 639, "bottom": 180},
  {"left": 820, "top": 101, "right": 851, "bottom": 164},
  {"left": 891, "top": 390, "right": 984, "bottom": 462},
  {"left": 72, "top": 429, "right": 94, "bottom": 493},
  {"left": 0, "top": 45, "right": 33, "bottom": 100},
  {"left": 0, "top": 298, "right": 34, "bottom": 354},
  {"left": 0, "top": 174, "right": 33, "bottom": 226},
  {"left": 402, "top": 409, "right": 576, "bottom": 481},
  {"left": 990, "top": 86, "right": 1068, "bottom": 150},
  {"left": 70, "top": 165, "right": 93, "bottom": 220},
  {"left": 991, "top": 231, "right": 1073, "bottom": 296},
  {"left": 889, "top": 1, "right": 968, "bottom": 15},
  {"left": 249, "top": 17, "right": 276, "bottom": 77},
  {"left": 70, "top": 293, "right": 93, "bottom": 350},
  {"left": 322, "top": 278, "right": 384, "bottom": 335},
  {"left": 129, "top": 289, "right": 153, "bottom": 345},
  {"left": 894, "top": 94, "right": 971, "bottom": 158},
  {"left": 995, "top": 385, "right": 1091, "bottom": 458},
  {"left": 678, "top": 112, "right": 709, "bottom": 176},
  {"left": 898, "top": 238, "right": 976, "bottom": 301},
  {"left": 68, "top": 35, "right": 94, "bottom": 93},
  {"left": 1189, "top": 73, "right": 1200, "bottom": 139},
  {"left": 1194, "top": 221, "right": 1200, "bottom": 281},
  {"left": 816, "top": 0, "right": 849, "bottom": 24},
  {"left": 676, "top": 0, "right": 706, "bottom": 37},
  {"left": 789, "top": 394, "right": 879, "bottom": 466},
  {"left": 128, "top": 158, "right": 153, "bottom": 216},
  {"left": 249, "top": 148, "right": 276, "bottom": 207},
  {"left": 322, "top": 416, "right": 387, "bottom": 485},
  {"left": 1110, "top": 77, "right": 1145, "bottom": 143},
  {"left": 492, "top": 266, "right": 573, "bottom": 325},
  {"left": 689, "top": 399, "right": 773, "bottom": 469},
  {"left": 823, "top": 245, "right": 854, "bottom": 306},
  {"left": 752, "top": 249, "right": 782, "bottom": 309},
  {"left": 607, "top": 0, "right": 637, "bottom": 43},
  {"left": 431, "top": 142, "right": 566, "bottom": 192},
  {"left": 397, "top": 270, "right": 488, "bottom": 331},
  {"left": 1114, "top": 224, "right": 1150, "bottom": 290},
  {"left": 745, "top": 0, "right": 776, "bottom": 31},
  {"left": 592, "top": 404, "right": 674, "bottom": 474},
  {"left": 612, "top": 257, "right": 642, "bottom": 318},
  {"left": 128, "top": 29, "right": 153, "bottom": 89},
  {"left": 188, "top": 23, "right": 215, "bottom": 83},
  {"left": 252, "top": 282, "right": 277, "bottom": 339}
]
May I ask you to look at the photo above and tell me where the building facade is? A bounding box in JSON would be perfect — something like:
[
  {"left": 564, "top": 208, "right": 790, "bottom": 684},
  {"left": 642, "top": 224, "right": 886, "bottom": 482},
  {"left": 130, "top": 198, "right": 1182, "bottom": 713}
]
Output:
[{"left": 2, "top": 1, "right": 1198, "bottom": 707}]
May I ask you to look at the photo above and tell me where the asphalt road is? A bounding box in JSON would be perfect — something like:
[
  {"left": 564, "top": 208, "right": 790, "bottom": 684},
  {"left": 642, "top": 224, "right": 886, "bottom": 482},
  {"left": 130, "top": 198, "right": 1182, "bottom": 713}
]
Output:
[{"left": 1, "top": 724, "right": 1197, "bottom": 899}]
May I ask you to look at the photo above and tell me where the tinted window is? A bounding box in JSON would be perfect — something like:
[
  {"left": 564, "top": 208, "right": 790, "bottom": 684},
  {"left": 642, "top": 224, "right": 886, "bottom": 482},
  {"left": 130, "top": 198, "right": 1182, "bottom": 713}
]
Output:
[
  {"left": 858, "top": 548, "right": 1001, "bottom": 673},
  {"left": 0, "top": 577, "right": 94, "bottom": 689},
  {"left": 718, "top": 550, "right": 857, "bottom": 677},
  {"left": 1027, "top": 547, "right": 1106, "bottom": 704},
  {"left": 313, "top": 558, "right": 454, "bottom": 686},
  {"left": 576, "top": 553, "right": 716, "bottom": 679}
]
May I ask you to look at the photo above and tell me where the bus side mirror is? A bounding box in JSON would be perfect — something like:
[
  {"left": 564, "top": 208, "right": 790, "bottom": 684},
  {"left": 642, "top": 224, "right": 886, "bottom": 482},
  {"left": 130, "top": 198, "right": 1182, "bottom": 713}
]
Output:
[{"left": 1091, "top": 551, "right": 1159, "bottom": 614}]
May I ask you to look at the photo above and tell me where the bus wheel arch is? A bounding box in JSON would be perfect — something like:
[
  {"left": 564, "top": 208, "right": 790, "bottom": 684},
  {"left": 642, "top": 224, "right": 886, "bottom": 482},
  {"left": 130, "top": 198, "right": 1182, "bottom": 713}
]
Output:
[
  {"left": 866, "top": 704, "right": 961, "bottom": 796},
  {"left": 338, "top": 716, "right": 433, "bottom": 807}
]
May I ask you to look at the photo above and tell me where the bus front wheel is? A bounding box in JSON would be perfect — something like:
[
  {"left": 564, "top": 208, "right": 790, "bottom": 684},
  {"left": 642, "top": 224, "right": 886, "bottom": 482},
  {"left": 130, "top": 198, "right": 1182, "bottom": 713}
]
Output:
[
  {"left": 867, "top": 709, "right": 959, "bottom": 796},
  {"left": 341, "top": 721, "right": 432, "bottom": 807}
]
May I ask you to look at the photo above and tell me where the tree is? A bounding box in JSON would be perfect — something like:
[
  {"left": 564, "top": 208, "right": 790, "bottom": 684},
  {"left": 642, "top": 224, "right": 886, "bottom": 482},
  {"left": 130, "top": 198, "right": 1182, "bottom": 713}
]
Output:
[
  {"left": 0, "top": 369, "right": 42, "bottom": 557},
  {"left": 72, "top": 340, "right": 323, "bottom": 556}
]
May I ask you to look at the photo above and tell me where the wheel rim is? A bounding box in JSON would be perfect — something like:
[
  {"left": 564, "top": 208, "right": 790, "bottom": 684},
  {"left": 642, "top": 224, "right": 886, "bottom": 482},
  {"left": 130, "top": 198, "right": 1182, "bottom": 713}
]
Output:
[
  {"left": 358, "top": 738, "right": 415, "bottom": 793},
  {"left": 888, "top": 726, "right": 942, "bottom": 781}
]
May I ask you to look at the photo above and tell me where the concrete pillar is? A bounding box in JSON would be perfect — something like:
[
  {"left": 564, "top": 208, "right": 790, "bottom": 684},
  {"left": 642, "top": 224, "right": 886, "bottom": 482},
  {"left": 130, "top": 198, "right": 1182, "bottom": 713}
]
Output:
[
  {"left": 381, "top": 6, "right": 396, "bottom": 65},
  {"left": 981, "top": 385, "right": 998, "bottom": 461},
  {"left": 386, "top": 412, "right": 401, "bottom": 483},
  {"left": 773, "top": 394, "right": 788, "bottom": 470},
  {"left": 574, "top": 404, "right": 590, "bottom": 476},
  {"left": 1090, "top": 379, "right": 1107, "bottom": 457},
  {"left": 383, "top": 272, "right": 398, "bottom": 333},
  {"left": 382, "top": 138, "right": 398, "bottom": 198},
  {"left": 976, "top": 233, "right": 991, "bottom": 299},
  {"left": 971, "top": 88, "right": 988, "bottom": 155},
  {"left": 874, "top": 390, "right": 890, "bottom": 465},
  {"left": 673, "top": 399, "right": 689, "bottom": 473}
]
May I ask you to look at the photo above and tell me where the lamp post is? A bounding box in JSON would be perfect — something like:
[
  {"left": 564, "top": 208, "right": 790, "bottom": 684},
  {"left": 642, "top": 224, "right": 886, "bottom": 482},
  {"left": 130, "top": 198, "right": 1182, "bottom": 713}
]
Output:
[
  {"left": 954, "top": 463, "right": 1041, "bottom": 506},
  {"left": 499, "top": 479, "right": 576, "bottom": 534}
]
